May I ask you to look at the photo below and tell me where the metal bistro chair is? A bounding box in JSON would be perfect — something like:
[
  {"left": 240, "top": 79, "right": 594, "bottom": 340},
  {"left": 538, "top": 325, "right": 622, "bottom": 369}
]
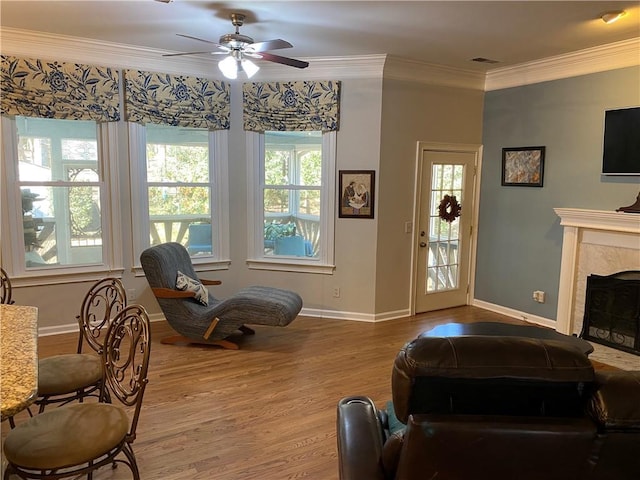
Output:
[
  {"left": 1, "top": 267, "right": 15, "bottom": 304},
  {"left": 34, "top": 277, "right": 127, "bottom": 413},
  {"left": 3, "top": 304, "right": 152, "bottom": 480}
]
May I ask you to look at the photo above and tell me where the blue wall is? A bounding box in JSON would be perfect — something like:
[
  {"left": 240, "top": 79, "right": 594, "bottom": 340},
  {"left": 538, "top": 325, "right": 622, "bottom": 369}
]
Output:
[{"left": 476, "top": 66, "right": 640, "bottom": 320}]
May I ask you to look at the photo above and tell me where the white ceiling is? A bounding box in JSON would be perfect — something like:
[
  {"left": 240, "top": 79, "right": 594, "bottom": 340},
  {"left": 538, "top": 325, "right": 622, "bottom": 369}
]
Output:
[{"left": 1, "top": 1, "right": 639, "bottom": 72}]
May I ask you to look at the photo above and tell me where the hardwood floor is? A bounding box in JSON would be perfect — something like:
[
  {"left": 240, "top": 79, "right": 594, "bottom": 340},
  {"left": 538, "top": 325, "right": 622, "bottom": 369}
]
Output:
[{"left": 1, "top": 306, "right": 613, "bottom": 479}]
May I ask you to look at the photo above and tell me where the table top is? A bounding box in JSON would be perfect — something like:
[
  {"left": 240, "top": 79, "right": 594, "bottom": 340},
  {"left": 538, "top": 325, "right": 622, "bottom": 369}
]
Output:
[
  {"left": 420, "top": 321, "right": 594, "bottom": 356},
  {"left": 1, "top": 304, "right": 39, "bottom": 421}
]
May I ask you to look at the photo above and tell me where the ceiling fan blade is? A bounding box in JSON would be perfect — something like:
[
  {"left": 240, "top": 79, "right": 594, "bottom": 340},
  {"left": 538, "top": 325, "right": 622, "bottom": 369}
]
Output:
[
  {"left": 162, "top": 51, "right": 217, "bottom": 57},
  {"left": 257, "top": 52, "right": 309, "bottom": 69},
  {"left": 176, "top": 33, "right": 226, "bottom": 49},
  {"left": 248, "top": 39, "right": 292, "bottom": 52}
]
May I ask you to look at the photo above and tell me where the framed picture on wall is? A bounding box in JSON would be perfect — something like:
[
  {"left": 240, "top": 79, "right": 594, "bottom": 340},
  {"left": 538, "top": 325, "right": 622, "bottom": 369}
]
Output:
[
  {"left": 338, "top": 170, "right": 375, "bottom": 218},
  {"left": 501, "top": 146, "right": 546, "bottom": 187}
]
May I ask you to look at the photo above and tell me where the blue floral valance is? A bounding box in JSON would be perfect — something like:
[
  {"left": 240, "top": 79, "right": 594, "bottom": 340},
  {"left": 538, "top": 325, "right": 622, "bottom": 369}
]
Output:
[
  {"left": 243, "top": 81, "right": 341, "bottom": 132},
  {"left": 124, "top": 70, "right": 230, "bottom": 130},
  {"left": 0, "top": 55, "right": 120, "bottom": 122}
]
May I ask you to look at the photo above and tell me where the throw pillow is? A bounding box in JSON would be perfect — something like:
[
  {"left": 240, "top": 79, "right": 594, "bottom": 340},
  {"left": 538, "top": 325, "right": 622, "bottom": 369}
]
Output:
[{"left": 175, "top": 270, "right": 208, "bottom": 306}]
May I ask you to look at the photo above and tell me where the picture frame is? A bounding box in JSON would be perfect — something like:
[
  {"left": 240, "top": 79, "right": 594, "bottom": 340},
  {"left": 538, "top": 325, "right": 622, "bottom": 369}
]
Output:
[
  {"left": 339, "top": 170, "right": 375, "bottom": 218},
  {"left": 501, "top": 146, "right": 546, "bottom": 187}
]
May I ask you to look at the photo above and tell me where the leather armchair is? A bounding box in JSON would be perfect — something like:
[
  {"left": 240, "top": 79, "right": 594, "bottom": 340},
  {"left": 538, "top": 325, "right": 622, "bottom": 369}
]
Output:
[{"left": 337, "top": 334, "right": 640, "bottom": 480}]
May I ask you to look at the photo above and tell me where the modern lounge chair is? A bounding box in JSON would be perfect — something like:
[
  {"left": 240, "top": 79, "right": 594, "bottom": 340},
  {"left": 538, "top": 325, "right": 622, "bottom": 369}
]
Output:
[{"left": 140, "top": 242, "right": 303, "bottom": 349}]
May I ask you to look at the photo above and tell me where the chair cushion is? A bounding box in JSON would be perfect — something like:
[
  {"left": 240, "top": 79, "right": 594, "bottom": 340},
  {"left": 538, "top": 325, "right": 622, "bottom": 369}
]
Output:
[
  {"left": 3, "top": 403, "right": 129, "bottom": 469},
  {"left": 38, "top": 354, "right": 102, "bottom": 395},
  {"left": 176, "top": 270, "right": 208, "bottom": 305}
]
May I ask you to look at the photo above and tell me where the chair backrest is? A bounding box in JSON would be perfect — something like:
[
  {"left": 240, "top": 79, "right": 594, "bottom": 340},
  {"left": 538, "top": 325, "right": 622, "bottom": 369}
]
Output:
[
  {"left": 1, "top": 267, "right": 15, "bottom": 304},
  {"left": 77, "top": 277, "right": 127, "bottom": 354},
  {"left": 140, "top": 242, "right": 216, "bottom": 325},
  {"left": 102, "top": 303, "right": 151, "bottom": 438},
  {"left": 140, "top": 242, "right": 201, "bottom": 292},
  {"left": 391, "top": 336, "right": 595, "bottom": 423},
  {"left": 274, "top": 235, "right": 306, "bottom": 256}
]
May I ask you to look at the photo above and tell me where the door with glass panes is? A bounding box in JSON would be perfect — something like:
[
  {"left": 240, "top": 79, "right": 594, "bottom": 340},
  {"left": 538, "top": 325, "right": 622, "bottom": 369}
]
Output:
[{"left": 415, "top": 145, "right": 478, "bottom": 313}]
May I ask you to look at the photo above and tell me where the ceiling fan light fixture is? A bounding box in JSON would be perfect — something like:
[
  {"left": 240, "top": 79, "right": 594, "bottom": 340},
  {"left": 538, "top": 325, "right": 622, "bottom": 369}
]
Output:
[
  {"left": 241, "top": 58, "right": 260, "bottom": 78},
  {"left": 601, "top": 10, "right": 626, "bottom": 24},
  {"left": 218, "top": 55, "right": 238, "bottom": 79}
]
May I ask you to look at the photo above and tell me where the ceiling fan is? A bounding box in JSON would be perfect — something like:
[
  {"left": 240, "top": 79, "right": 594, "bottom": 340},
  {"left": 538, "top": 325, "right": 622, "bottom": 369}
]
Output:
[{"left": 163, "top": 13, "right": 309, "bottom": 79}]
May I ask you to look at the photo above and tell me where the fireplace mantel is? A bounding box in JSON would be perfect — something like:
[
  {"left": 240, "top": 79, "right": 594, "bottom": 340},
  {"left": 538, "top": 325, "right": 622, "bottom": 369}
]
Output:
[
  {"left": 555, "top": 208, "right": 640, "bottom": 335},
  {"left": 555, "top": 208, "right": 640, "bottom": 234}
]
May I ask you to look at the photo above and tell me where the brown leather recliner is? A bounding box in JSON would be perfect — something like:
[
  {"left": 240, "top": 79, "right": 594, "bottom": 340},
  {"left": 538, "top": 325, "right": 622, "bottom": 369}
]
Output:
[{"left": 337, "top": 335, "right": 640, "bottom": 480}]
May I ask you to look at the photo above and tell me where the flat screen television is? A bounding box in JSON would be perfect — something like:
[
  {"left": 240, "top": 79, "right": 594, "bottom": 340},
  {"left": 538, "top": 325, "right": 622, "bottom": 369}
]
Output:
[{"left": 601, "top": 106, "right": 640, "bottom": 175}]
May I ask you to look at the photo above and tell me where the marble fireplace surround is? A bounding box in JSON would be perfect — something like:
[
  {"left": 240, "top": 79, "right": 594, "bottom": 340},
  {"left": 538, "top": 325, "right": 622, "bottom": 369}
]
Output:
[{"left": 555, "top": 208, "right": 640, "bottom": 369}]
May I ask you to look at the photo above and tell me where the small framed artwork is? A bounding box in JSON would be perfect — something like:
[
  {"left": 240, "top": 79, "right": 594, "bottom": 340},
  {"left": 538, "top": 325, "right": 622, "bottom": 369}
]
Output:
[
  {"left": 501, "top": 146, "right": 546, "bottom": 187},
  {"left": 339, "top": 170, "right": 375, "bottom": 218}
]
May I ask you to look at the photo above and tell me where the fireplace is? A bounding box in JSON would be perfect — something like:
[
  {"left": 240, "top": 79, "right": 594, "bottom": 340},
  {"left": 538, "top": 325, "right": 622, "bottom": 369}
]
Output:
[
  {"left": 581, "top": 271, "right": 640, "bottom": 356},
  {"left": 554, "top": 208, "right": 640, "bottom": 336}
]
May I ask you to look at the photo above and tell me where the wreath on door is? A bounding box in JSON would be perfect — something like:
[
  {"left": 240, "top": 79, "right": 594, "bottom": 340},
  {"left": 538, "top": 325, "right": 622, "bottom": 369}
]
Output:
[{"left": 438, "top": 194, "right": 461, "bottom": 223}]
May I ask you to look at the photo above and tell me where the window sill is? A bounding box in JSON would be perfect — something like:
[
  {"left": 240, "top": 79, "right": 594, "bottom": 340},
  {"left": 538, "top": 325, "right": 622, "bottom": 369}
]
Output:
[
  {"left": 10, "top": 267, "right": 126, "bottom": 288},
  {"left": 246, "top": 258, "right": 335, "bottom": 274}
]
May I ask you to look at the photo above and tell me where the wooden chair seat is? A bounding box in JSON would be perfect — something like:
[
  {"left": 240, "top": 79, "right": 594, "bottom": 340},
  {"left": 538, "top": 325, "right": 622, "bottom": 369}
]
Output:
[
  {"left": 3, "top": 403, "right": 128, "bottom": 470},
  {"left": 37, "top": 354, "right": 102, "bottom": 396}
]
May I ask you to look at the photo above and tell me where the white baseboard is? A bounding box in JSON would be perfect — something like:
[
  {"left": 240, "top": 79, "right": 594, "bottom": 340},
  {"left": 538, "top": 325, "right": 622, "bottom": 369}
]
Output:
[
  {"left": 300, "top": 307, "right": 411, "bottom": 323},
  {"left": 471, "top": 299, "right": 556, "bottom": 330}
]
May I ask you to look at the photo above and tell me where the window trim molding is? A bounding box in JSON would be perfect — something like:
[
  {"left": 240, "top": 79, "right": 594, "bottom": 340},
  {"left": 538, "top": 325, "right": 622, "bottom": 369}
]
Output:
[
  {"left": 128, "top": 123, "right": 230, "bottom": 268},
  {"left": 246, "top": 130, "right": 336, "bottom": 274}
]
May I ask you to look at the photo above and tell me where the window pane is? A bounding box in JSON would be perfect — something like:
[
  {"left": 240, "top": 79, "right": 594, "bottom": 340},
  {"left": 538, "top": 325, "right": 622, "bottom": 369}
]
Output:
[
  {"left": 299, "top": 150, "right": 322, "bottom": 186},
  {"left": 297, "top": 189, "right": 320, "bottom": 216},
  {"left": 264, "top": 188, "right": 290, "bottom": 213},
  {"left": 22, "top": 186, "right": 103, "bottom": 268},
  {"left": 148, "top": 187, "right": 210, "bottom": 247},
  {"left": 264, "top": 149, "right": 290, "bottom": 185},
  {"left": 146, "top": 125, "right": 209, "bottom": 183},
  {"left": 148, "top": 186, "right": 210, "bottom": 216},
  {"left": 17, "top": 116, "right": 97, "bottom": 182}
]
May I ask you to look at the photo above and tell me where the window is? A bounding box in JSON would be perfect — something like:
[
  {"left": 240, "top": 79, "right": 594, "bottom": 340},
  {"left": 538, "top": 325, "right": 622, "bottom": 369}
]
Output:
[
  {"left": 129, "top": 123, "right": 229, "bottom": 266},
  {"left": 1, "top": 115, "right": 120, "bottom": 278},
  {"left": 247, "top": 130, "right": 336, "bottom": 273}
]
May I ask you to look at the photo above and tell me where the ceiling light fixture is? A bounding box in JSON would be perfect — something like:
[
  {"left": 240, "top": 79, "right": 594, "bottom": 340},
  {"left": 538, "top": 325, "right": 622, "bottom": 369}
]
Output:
[
  {"left": 601, "top": 10, "right": 626, "bottom": 24},
  {"left": 217, "top": 49, "right": 260, "bottom": 80},
  {"left": 218, "top": 56, "right": 238, "bottom": 79}
]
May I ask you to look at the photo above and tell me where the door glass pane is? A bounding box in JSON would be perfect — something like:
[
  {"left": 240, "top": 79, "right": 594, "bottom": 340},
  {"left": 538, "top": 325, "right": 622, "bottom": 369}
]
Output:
[{"left": 426, "top": 163, "right": 464, "bottom": 293}]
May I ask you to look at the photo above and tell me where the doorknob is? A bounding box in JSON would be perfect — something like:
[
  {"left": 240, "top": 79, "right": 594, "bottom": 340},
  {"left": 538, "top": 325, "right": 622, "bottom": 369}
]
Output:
[{"left": 419, "top": 241, "right": 427, "bottom": 248}]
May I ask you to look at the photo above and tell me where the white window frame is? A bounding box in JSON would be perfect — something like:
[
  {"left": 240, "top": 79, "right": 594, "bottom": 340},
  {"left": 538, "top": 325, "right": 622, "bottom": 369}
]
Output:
[
  {"left": 246, "top": 130, "right": 336, "bottom": 274},
  {"left": 128, "top": 123, "right": 230, "bottom": 271},
  {"left": 0, "top": 116, "right": 122, "bottom": 286}
]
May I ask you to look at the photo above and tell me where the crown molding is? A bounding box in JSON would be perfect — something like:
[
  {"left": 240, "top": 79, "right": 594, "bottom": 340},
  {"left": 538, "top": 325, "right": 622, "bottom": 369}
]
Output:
[
  {"left": 384, "top": 55, "right": 486, "bottom": 90},
  {"left": 485, "top": 37, "right": 640, "bottom": 91},
  {"left": 1, "top": 27, "right": 638, "bottom": 90}
]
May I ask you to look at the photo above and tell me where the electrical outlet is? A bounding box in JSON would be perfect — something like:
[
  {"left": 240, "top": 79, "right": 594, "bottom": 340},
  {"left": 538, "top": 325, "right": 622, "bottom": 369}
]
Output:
[
  {"left": 533, "top": 290, "right": 545, "bottom": 303},
  {"left": 127, "top": 289, "right": 136, "bottom": 301},
  {"left": 333, "top": 287, "right": 340, "bottom": 298},
  {"left": 404, "top": 221, "right": 413, "bottom": 234}
]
